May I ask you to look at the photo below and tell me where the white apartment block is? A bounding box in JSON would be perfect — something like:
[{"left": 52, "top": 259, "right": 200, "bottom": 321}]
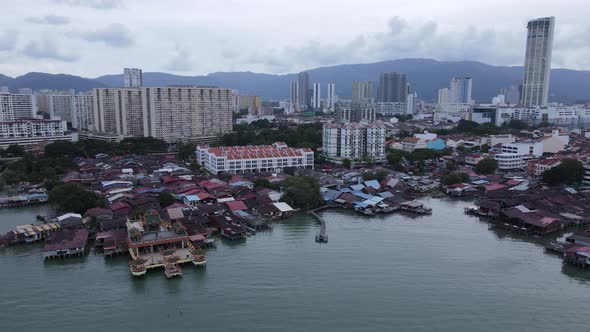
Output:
[
  {"left": 196, "top": 142, "right": 314, "bottom": 174},
  {"left": 322, "top": 121, "right": 386, "bottom": 160},
  {"left": 0, "top": 119, "right": 74, "bottom": 149},
  {"left": 93, "top": 86, "right": 233, "bottom": 143},
  {"left": 376, "top": 102, "right": 409, "bottom": 116},
  {"left": 123, "top": 68, "right": 143, "bottom": 88},
  {"left": 49, "top": 94, "right": 74, "bottom": 123},
  {"left": 494, "top": 141, "right": 543, "bottom": 170},
  {"left": 326, "top": 83, "right": 336, "bottom": 110},
  {"left": 72, "top": 93, "right": 94, "bottom": 130},
  {"left": 143, "top": 86, "right": 233, "bottom": 143},
  {"left": 0, "top": 93, "right": 36, "bottom": 121},
  {"left": 312, "top": 83, "right": 321, "bottom": 109}
]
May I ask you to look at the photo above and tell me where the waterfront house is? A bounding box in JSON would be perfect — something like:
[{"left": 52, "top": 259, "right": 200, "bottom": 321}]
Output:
[
  {"left": 500, "top": 205, "right": 562, "bottom": 235},
  {"left": 43, "top": 229, "right": 89, "bottom": 259}
]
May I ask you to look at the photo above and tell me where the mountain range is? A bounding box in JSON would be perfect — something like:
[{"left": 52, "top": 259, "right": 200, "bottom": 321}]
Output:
[{"left": 1, "top": 59, "right": 589, "bottom": 103}]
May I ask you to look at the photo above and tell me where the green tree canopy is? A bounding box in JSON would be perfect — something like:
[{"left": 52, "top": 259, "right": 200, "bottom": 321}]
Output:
[
  {"left": 281, "top": 176, "right": 322, "bottom": 209},
  {"left": 542, "top": 159, "right": 584, "bottom": 186},
  {"left": 48, "top": 183, "right": 104, "bottom": 214},
  {"left": 475, "top": 158, "right": 498, "bottom": 174},
  {"left": 158, "top": 192, "right": 176, "bottom": 208},
  {"left": 441, "top": 172, "right": 470, "bottom": 185},
  {"left": 362, "top": 170, "right": 388, "bottom": 182}
]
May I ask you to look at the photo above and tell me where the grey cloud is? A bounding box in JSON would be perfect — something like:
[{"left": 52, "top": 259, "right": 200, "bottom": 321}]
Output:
[
  {"left": 76, "top": 23, "right": 134, "bottom": 47},
  {"left": 22, "top": 37, "right": 79, "bottom": 62},
  {"left": 25, "top": 14, "right": 71, "bottom": 25},
  {"left": 243, "top": 16, "right": 525, "bottom": 72},
  {"left": 52, "top": 0, "right": 122, "bottom": 10},
  {"left": 163, "top": 47, "right": 192, "bottom": 71},
  {"left": 0, "top": 30, "right": 17, "bottom": 51}
]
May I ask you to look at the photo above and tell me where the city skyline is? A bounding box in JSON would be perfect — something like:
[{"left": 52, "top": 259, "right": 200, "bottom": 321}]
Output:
[{"left": 1, "top": 1, "right": 589, "bottom": 77}]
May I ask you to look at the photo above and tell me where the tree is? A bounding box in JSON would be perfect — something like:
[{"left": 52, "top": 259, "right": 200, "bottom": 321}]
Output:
[
  {"left": 507, "top": 119, "right": 529, "bottom": 130},
  {"left": 362, "top": 170, "right": 388, "bottom": 182},
  {"left": 446, "top": 161, "right": 457, "bottom": 171},
  {"left": 342, "top": 158, "right": 351, "bottom": 169},
  {"left": 480, "top": 144, "right": 491, "bottom": 153},
  {"left": 0, "top": 144, "right": 24, "bottom": 157},
  {"left": 1, "top": 169, "right": 21, "bottom": 185},
  {"left": 441, "top": 172, "right": 469, "bottom": 185},
  {"left": 542, "top": 159, "right": 584, "bottom": 185},
  {"left": 475, "top": 158, "right": 498, "bottom": 174},
  {"left": 158, "top": 192, "right": 176, "bottom": 208},
  {"left": 176, "top": 142, "right": 196, "bottom": 161},
  {"left": 386, "top": 150, "right": 406, "bottom": 167},
  {"left": 253, "top": 178, "right": 279, "bottom": 190},
  {"left": 281, "top": 176, "right": 322, "bottom": 209},
  {"left": 44, "top": 141, "right": 85, "bottom": 158},
  {"left": 48, "top": 183, "right": 104, "bottom": 214}
]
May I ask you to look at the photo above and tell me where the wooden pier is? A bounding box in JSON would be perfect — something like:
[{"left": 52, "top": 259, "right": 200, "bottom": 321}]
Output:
[{"left": 310, "top": 211, "right": 328, "bottom": 243}]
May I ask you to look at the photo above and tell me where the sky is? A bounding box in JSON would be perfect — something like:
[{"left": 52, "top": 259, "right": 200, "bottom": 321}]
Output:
[{"left": 1, "top": 0, "right": 589, "bottom": 78}]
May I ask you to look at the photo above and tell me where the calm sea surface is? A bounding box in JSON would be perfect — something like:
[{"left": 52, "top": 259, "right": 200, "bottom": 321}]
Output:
[{"left": 0, "top": 198, "right": 588, "bottom": 332}]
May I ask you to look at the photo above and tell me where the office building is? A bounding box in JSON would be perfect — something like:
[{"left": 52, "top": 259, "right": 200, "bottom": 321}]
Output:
[
  {"left": 375, "top": 102, "right": 409, "bottom": 116},
  {"left": 521, "top": 17, "right": 555, "bottom": 107},
  {"left": 378, "top": 73, "right": 407, "bottom": 103},
  {"left": 494, "top": 141, "right": 543, "bottom": 170},
  {"left": 297, "top": 72, "right": 310, "bottom": 111},
  {"left": 123, "top": 68, "right": 143, "bottom": 88},
  {"left": 326, "top": 83, "right": 336, "bottom": 110},
  {"left": 449, "top": 77, "right": 473, "bottom": 104},
  {"left": 239, "top": 95, "right": 262, "bottom": 115},
  {"left": 312, "top": 83, "right": 321, "bottom": 109},
  {"left": 501, "top": 85, "right": 521, "bottom": 105},
  {"left": 196, "top": 142, "right": 314, "bottom": 174},
  {"left": 322, "top": 121, "right": 386, "bottom": 160}
]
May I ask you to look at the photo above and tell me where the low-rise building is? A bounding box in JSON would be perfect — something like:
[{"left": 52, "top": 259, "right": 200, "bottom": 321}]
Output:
[
  {"left": 528, "top": 159, "right": 562, "bottom": 177},
  {"left": 0, "top": 119, "right": 76, "bottom": 149},
  {"left": 196, "top": 142, "right": 314, "bottom": 174}
]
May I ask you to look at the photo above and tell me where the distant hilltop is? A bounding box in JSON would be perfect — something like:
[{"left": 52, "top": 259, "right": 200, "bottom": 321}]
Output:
[{"left": 1, "top": 59, "right": 589, "bottom": 103}]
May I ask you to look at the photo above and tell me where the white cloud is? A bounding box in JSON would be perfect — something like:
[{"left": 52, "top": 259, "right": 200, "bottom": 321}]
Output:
[
  {"left": 52, "top": 0, "right": 122, "bottom": 10},
  {"left": 0, "top": 30, "right": 17, "bottom": 51},
  {"left": 25, "top": 14, "right": 71, "bottom": 25},
  {"left": 22, "top": 36, "right": 79, "bottom": 62},
  {"left": 74, "top": 23, "right": 134, "bottom": 47},
  {"left": 164, "top": 46, "right": 193, "bottom": 72}
]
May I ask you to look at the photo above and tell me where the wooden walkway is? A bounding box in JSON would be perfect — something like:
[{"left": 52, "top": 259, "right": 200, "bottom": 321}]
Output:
[{"left": 309, "top": 209, "right": 328, "bottom": 243}]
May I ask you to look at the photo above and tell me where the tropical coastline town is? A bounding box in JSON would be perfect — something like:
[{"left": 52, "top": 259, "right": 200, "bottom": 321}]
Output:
[{"left": 1, "top": 15, "right": 590, "bottom": 282}]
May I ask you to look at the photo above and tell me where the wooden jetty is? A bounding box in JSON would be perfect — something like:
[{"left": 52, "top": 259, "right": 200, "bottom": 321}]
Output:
[{"left": 310, "top": 211, "right": 328, "bottom": 243}]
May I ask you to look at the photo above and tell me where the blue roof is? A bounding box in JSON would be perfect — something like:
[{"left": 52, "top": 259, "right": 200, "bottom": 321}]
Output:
[
  {"left": 323, "top": 189, "right": 343, "bottom": 201},
  {"left": 471, "top": 180, "right": 488, "bottom": 185},
  {"left": 230, "top": 180, "right": 253, "bottom": 187},
  {"left": 350, "top": 184, "right": 365, "bottom": 191},
  {"left": 26, "top": 193, "right": 48, "bottom": 199},
  {"left": 378, "top": 191, "right": 394, "bottom": 198},
  {"left": 184, "top": 195, "right": 200, "bottom": 202},
  {"left": 364, "top": 180, "right": 381, "bottom": 190}
]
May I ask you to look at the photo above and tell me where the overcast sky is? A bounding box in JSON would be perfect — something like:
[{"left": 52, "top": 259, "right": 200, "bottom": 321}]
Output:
[{"left": 1, "top": 0, "right": 588, "bottom": 77}]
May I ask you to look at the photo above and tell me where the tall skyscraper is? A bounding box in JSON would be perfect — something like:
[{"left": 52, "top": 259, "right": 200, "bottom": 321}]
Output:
[
  {"left": 378, "top": 73, "right": 407, "bottom": 103},
  {"left": 521, "top": 17, "right": 555, "bottom": 107},
  {"left": 72, "top": 93, "right": 94, "bottom": 130},
  {"left": 49, "top": 94, "right": 74, "bottom": 122},
  {"left": 312, "top": 83, "right": 321, "bottom": 109},
  {"left": 449, "top": 77, "right": 473, "bottom": 104},
  {"left": 437, "top": 88, "right": 450, "bottom": 105},
  {"left": 123, "top": 68, "right": 143, "bottom": 88},
  {"left": 289, "top": 81, "right": 298, "bottom": 113},
  {"left": 352, "top": 81, "right": 373, "bottom": 106},
  {"left": 296, "top": 72, "right": 310, "bottom": 111},
  {"left": 326, "top": 83, "right": 336, "bottom": 110}
]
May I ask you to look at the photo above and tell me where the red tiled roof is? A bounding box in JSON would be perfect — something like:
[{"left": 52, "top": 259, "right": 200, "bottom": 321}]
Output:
[
  {"left": 199, "top": 144, "right": 312, "bottom": 161},
  {"left": 225, "top": 200, "right": 248, "bottom": 211}
]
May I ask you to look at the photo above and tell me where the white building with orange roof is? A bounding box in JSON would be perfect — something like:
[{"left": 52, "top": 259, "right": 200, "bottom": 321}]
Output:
[{"left": 195, "top": 142, "right": 314, "bottom": 174}]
